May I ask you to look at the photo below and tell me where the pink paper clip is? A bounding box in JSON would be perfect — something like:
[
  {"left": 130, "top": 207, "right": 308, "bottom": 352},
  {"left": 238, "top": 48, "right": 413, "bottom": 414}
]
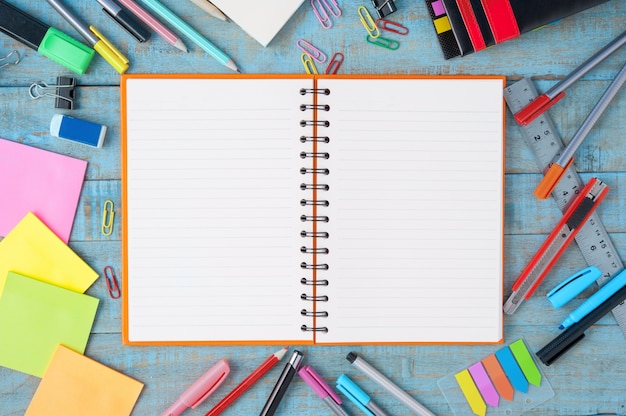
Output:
[
  {"left": 296, "top": 39, "right": 327, "bottom": 63},
  {"left": 311, "top": 0, "right": 342, "bottom": 29},
  {"left": 104, "top": 266, "right": 121, "bottom": 299},
  {"left": 325, "top": 52, "right": 344, "bottom": 74},
  {"left": 376, "top": 18, "right": 409, "bottom": 35}
]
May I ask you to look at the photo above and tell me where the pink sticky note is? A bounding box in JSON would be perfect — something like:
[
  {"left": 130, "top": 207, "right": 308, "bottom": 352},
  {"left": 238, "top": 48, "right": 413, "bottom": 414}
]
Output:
[
  {"left": 468, "top": 362, "right": 499, "bottom": 407},
  {"left": 0, "top": 139, "right": 87, "bottom": 243}
]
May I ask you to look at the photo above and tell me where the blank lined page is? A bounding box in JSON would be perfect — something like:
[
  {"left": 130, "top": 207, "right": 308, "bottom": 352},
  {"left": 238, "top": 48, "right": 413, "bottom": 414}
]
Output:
[
  {"left": 123, "top": 77, "right": 311, "bottom": 343},
  {"left": 316, "top": 78, "right": 504, "bottom": 343}
]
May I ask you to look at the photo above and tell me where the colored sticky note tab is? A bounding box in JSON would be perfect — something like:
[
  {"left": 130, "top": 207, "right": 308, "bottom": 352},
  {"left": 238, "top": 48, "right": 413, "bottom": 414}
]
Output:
[
  {"left": 455, "top": 369, "right": 487, "bottom": 416},
  {"left": 0, "top": 272, "right": 99, "bottom": 377},
  {"left": 509, "top": 339, "right": 542, "bottom": 387},
  {"left": 431, "top": 0, "right": 446, "bottom": 16},
  {"left": 0, "top": 138, "right": 87, "bottom": 243},
  {"left": 433, "top": 16, "right": 451, "bottom": 34},
  {"left": 468, "top": 362, "right": 499, "bottom": 407},
  {"left": 495, "top": 346, "right": 529, "bottom": 393},
  {"left": 0, "top": 212, "right": 98, "bottom": 296},
  {"left": 482, "top": 354, "right": 514, "bottom": 401},
  {"left": 25, "top": 345, "right": 143, "bottom": 416}
]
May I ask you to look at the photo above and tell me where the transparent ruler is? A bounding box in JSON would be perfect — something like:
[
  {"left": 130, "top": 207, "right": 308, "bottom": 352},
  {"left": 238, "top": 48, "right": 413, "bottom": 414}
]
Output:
[{"left": 503, "top": 78, "right": 626, "bottom": 337}]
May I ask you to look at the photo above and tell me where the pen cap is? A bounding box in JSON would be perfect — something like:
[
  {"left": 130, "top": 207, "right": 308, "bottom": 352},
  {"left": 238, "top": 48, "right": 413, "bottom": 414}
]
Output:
[
  {"left": 336, "top": 374, "right": 374, "bottom": 415},
  {"left": 298, "top": 365, "right": 342, "bottom": 403},
  {"left": 182, "top": 359, "right": 230, "bottom": 408},
  {"left": 39, "top": 27, "right": 95, "bottom": 74},
  {"left": 547, "top": 266, "right": 602, "bottom": 308}
]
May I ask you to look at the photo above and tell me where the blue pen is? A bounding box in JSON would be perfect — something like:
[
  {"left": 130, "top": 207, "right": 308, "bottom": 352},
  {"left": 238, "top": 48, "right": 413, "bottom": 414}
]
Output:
[
  {"left": 560, "top": 269, "right": 626, "bottom": 329},
  {"left": 547, "top": 266, "right": 602, "bottom": 309},
  {"left": 336, "top": 374, "right": 389, "bottom": 416}
]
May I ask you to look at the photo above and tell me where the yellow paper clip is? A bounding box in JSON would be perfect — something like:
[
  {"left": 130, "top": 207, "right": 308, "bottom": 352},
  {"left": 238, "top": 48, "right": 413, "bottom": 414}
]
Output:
[
  {"left": 358, "top": 6, "right": 380, "bottom": 38},
  {"left": 296, "top": 39, "right": 327, "bottom": 63},
  {"left": 376, "top": 18, "right": 409, "bottom": 35},
  {"left": 102, "top": 199, "right": 115, "bottom": 236},
  {"left": 325, "top": 52, "right": 344, "bottom": 74},
  {"left": 366, "top": 35, "right": 399, "bottom": 50},
  {"left": 0, "top": 50, "right": 20, "bottom": 69},
  {"left": 103, "top": 266, "right": 121, "bottom": 299},
  {"left": 301, "top": 53, "right": 319, "bottom": 74}
]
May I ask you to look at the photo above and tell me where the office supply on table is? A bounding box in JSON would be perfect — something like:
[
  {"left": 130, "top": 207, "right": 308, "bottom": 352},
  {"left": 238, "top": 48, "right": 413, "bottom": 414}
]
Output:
[
  {"left": 102, "top": 199, "right": 116, "bottom": 235},
  {"left": 337, "top": 374, "right": 389, "bottom": 416},
  {"left": 188, "top": 0, "right": 228, "bottom": 21},
  {"left": 301, "top": 52, "right": 319, "bottom": 74},
  {"left": 514, "top": 30, "right": 626, "bottom": 126},
  {"left": 138, "top": 0, "right": 239, "bottom": 72},
  {"left": 325, "top": 52, "right": 343, "bottom": 74},
  {"left": 162, "top": 359, "right": 230, "bottom": 416},
  {"left": 0, "top": 271, "right": 98, "bottom": 377},
  {"left": 44, "top": 0, "right": 129, "bottom": 73},
  {"left": 547, "top": 266, "right": 602, "bottom": 309},
  {"left": 347, "top": 352, "right": 435, "bottom": 416},
  {"left": 376, "top": 19, "right": 409, "bottom": 35},
  {"left": 28, "top": 77, "right": 76, "bottom": 109},
  {"left": 537, "top": 282, "right": 626, "bottom": 365},
  {"left": 503, "top": 77, "right": 626, "bottom": 336},
  {"left": 121, "top": 74, "right": 505, "bottom": 345},
  {"left": 0, "top": 49, "right": 20, "bottom": 69},
  {"left": 97, "top": 0, "right": 151, "bottom": 43},
  {"left": 311, "top": 0, "right": 342, "bottom": 29},
  {"left": 25, "top": 345, "right": 143, "bottom": 416},
  {"left": 438, "top": 338, "right": 554, "bottom": 416},
  {"left": 0, "top": 139, "right": 87, "bottom": 243},
  {"left": 0, "top": 0, "right": 94, "bottom": 74},
  {"left": 297, "top": 39, "right": 327, "bottom": 63},
  {"left": 559, "top": 269, "right": 626, "bottom": 329},
  {"left": 205, "top": 347, "right": 288, "bottom": 416},
  {"left": 534, "top": 62, "right": 626, "bottom": 199},
  {"left": 503, "top": 178, "right": 608, "bottom": 315},
  {"left": 0, "top": 212, "right": 99, "bottom": 295},
  {"left": 259, "top": 349, "right": 303, "bottom": 416},
  {"left": 358, "top": 6, "right": 380, "bottom": 38},
  {"left": 117, "top": 0, "right": 187, "bottom": 51},
  {"left": 367, "top": 35, "right": 399, "bottom": 50},
  {"left": 50, "top": 114, "right": 108, "bottom": 148},
  {"left": 299, "top": 365, "right": 348, "bottom": 416},
  {"left": 424, "top": 0, "right": 610, "bottom": 60},
  {"left": 371, "top": 0, "right": 397, "bottom": 18},
  {"left": 208, "top": 0, "right": 305, "bottom": 47},
  {"left": 104, "top": 265, "right": 121, "bottom": 298}
]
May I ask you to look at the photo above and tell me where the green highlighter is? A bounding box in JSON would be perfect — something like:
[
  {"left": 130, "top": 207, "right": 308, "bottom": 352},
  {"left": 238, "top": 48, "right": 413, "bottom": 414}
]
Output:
[{"left": 0, "top": 0, "right": 94, "bottom": 74}]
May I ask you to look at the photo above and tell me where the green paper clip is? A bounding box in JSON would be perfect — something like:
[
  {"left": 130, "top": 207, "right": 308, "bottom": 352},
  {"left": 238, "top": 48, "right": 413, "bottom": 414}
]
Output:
[{"left": 366, "top": 35, "right": 399, "bottom": 50}]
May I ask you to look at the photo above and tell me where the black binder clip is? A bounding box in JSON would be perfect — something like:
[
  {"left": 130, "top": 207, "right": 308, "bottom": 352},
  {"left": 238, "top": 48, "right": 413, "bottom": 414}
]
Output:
[
  {"left": 371, "top": 0, "right": 398, "bottom": 18},
  {"left": 28, "top": 76, "right": 76, "bottom": 110}
]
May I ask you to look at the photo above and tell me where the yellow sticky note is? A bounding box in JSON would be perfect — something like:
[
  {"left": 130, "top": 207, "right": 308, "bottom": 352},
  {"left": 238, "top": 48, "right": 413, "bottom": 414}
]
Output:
[
  {"left": 0, "top": 212, "right": 98, "bottom": 295},
  {"left": 0, "top": 272, "right": 99, "bottom": 377},
  {"left": 434, "top": 16, "right": 451, "bottom": 34},
  {"left": 455, "top": 369, "right": 487, "bottom": 416},
  {"left": 25, "top": 345, "right": 144, "bottom": 416}
]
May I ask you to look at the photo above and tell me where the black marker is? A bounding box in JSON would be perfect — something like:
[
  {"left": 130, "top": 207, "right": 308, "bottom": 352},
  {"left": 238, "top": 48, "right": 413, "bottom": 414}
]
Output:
[
  {"left": 96, "top": 0, "right": 151, "bottom": 42},
  {"left": 259, "top": 350, "right": 303, "bottom": 416}
]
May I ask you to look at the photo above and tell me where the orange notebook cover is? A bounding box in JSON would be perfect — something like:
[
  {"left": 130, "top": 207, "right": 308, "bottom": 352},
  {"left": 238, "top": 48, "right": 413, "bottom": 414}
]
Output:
[{"left": 121, "top": 74, "right": 505, "bottom": 345}]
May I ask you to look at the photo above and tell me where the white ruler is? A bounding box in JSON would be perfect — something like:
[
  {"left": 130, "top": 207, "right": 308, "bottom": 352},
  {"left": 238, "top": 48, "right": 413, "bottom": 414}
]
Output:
[{"left": 503, "top": 77, "right": 626, "bottom": 337}]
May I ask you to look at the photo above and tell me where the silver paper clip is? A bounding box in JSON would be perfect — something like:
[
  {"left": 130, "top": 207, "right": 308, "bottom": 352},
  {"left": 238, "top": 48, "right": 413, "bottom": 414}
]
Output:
[
  {"left": 0, "top": 50, "right": 20, "bottom": 69},
  {"left": 28, "top": 77, "right": 76, "bottom": 110}
]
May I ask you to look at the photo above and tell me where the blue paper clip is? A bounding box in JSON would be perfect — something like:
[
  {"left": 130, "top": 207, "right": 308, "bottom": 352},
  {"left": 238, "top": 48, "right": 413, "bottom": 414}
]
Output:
[
  {"left": 311, "top": 0, "right": 341, "bottom": 29},
  {"left": 297, "top": 39, "right": 327, "bottom": 63},
  {"left": 366, "top": 35, "right": 399, "bottom": 50},
  {"left": 301, "top": 53, "right": 319, "bottom": 74},
  {"left": 357, "top": 6, "right": 380, "bottom": 38},
  {"left": 325, "top": 52, "right": 344, "bottom": 74},
  {"left": 547, "top": 266, "right": 602, "bottom": 308}
]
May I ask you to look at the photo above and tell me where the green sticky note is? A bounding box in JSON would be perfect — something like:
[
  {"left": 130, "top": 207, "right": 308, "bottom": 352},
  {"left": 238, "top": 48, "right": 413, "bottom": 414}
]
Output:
[
  {"left": 0, "top": 272, "right": 99, "bottom": 377},
  {"left": 509, "top": 339, "right": 542, "bottom": 387}
]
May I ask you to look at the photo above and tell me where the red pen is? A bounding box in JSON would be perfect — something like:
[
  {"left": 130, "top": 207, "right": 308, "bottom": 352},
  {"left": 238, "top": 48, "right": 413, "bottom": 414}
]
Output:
[
  {"left": 205, "top": 347, "right": 289, "bottom": 416},
  {"left": 162, "top": 359, "right": 230, "bottom": 416}
]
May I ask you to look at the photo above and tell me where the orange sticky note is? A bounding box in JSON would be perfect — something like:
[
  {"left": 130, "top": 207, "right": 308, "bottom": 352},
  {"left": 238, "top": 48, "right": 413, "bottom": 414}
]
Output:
[{"left": 25, "top": 345, "right": 144, "bottom": 416}]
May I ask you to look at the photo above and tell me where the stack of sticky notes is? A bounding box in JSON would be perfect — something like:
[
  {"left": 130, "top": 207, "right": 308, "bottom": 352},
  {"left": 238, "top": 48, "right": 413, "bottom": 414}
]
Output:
[{"left": 0, "top": 139, "right": 142, "bottom": 415}]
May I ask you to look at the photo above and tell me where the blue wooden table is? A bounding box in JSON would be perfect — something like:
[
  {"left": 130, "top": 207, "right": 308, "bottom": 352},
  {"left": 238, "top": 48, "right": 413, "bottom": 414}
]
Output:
[{"left": 1, "top": 1, "right": 625, "bottom": 415}]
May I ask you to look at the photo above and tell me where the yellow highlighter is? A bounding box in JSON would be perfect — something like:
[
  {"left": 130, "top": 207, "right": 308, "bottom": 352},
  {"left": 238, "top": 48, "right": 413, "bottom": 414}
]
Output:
[
  {"left": 535, "top": 62, "right": 626, "bottom": 199},
  {"left": 45, "top": 0, "right": 129, "bottom": 74}
]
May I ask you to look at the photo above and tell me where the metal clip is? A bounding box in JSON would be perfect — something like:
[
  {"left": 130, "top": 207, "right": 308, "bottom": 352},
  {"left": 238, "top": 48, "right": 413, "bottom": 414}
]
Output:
[
  {"left": 104, "top": 266, "right": 121, "bottom": 299},
  {"left": 358, "top": 6, "right": 380, "bottom": 38},
  {"left": 376, "top": 18, "right": 409, "bottom": 35},
  {"left": 102, "top": 199, "right": 115, "bottom": 236},
  {"left": 297, "top": 39, "right": 327, "bottom": 63},
  {"left": 0, "top": 50, "right": 20, "bottom": 69},
  {"left": 28, "top": 77, "right": 76, "bottom": 110},
  {"left": 366, "top": 35, "right": 399, "bottom": 50},
  {"left": 301, "top": 53, "right": 319, "bottom": 75},
  {"left": 325, "top": 52, "right": 344, "bottom": 74}
]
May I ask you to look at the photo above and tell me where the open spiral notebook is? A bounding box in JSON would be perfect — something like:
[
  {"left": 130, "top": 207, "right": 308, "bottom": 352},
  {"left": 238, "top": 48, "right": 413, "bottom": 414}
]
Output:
[{"left": 121, "top": 74, "right": 505, "bottom": 345}]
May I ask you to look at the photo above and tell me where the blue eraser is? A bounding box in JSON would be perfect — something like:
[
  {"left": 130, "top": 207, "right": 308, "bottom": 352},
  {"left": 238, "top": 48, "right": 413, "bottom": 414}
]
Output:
[{"left": 50, "top": 114, "right": 107, "bottom": 148}]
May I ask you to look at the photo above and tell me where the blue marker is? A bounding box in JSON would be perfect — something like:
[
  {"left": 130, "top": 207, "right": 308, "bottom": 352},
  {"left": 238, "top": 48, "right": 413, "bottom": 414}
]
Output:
[
  {"left": 559, "top": 269, "right": 626, "bottom": 329},
  {"left": 336, "top": 374, "right": 389, "bottom": 416}
]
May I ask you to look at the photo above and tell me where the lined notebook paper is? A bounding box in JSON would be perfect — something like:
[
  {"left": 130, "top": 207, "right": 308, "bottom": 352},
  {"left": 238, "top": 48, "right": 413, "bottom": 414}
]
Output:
[{"left": 121, "top": 74, "right": 505, "bottom": 345}]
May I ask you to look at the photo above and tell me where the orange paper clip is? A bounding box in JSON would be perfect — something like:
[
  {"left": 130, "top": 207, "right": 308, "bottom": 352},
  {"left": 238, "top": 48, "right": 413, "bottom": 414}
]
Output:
[
  {"left": 325, "top": 52, "right": 344, "bottom": 74},
  {"left": 301, "top": 53, "right": 319, "bottom": 74},
  {"left": 376, "top": 18, "right": 408, "bottom": 35},
  {"left": 104, "top": 266, "right": 121, "bottom": 299},
  {"left": 357, "top": 6, "right": 379, "bottom": 38},
  {"left": 297, "top": 39, "right": 327, "bottom": 63}
]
